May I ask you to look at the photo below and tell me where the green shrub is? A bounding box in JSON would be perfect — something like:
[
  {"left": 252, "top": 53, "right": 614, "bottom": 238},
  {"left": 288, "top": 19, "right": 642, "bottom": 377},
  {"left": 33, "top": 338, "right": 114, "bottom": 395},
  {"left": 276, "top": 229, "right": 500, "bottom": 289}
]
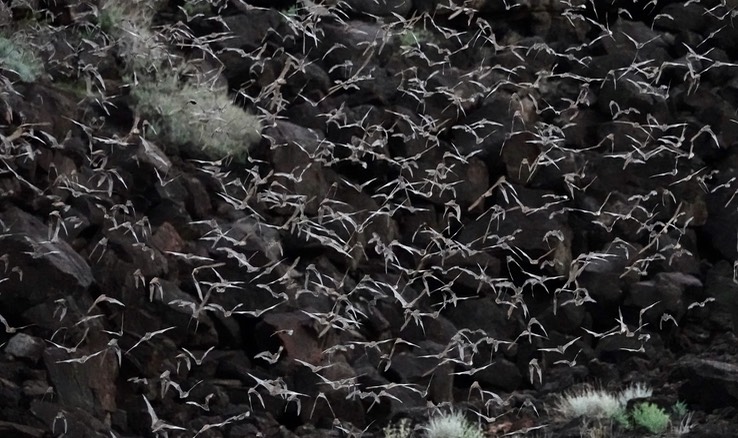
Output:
[
  {"left": 672, "top": 401, "right": 688, "bottom": 419},
  {"left": 630, "top": 402, "right": 669, "bottom": 434},
  {"left": 131, "top": 71, "right": 261, "bottom": 162},
  {"left": 181, "top": 0, "right": 214, "bottom": 18},
  {"left": 612, "top": 408, "right": 631, "bottom": 430},
  {"left": 97, "top": 3, "right": 124, "bottom": 36},
  {"left": 398, "top": 27, "right": 434, "bottom": 46},
  {"left": 93, "top": 0, "right": 259, "bottom": 161},
  {"left": 555, "top": 385, "right": 692, "bottom": 436},
  {"left": 0, "top": 34, "right": 43, "bottom": 82},
  {"left": 553, "top": 383, "right": 655, "bottom": 423}
]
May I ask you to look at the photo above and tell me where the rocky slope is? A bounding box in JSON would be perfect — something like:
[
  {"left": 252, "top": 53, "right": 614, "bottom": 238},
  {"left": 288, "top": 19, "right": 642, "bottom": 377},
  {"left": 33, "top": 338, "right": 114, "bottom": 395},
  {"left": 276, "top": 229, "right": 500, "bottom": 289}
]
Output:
[{"left": 1, "top": 0, "right": 738, "bottom": 437}]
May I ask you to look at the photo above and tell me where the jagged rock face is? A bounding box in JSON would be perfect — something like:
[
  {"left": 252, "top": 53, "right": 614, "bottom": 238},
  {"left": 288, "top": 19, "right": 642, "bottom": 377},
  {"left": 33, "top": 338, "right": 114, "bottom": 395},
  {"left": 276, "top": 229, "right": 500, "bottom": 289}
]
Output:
[{"left": 1, "top": 0, "right": 738, "bottom": 436}]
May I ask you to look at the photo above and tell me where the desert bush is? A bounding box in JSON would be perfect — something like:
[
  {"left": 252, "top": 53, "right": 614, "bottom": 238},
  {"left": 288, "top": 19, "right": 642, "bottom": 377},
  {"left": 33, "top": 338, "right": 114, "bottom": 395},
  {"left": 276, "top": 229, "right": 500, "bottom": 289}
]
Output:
[
  {"left": 0, "top": 34, "right": 43, "bottom": 82},
  {"left": 554, "top": 384, "right": 693, "bottom": 437},
  {"left": 672, "top": 400, "right": 688, "bottom": 419},
  {"left": 554, "top": 382, "right": 655, "bottom": 422},
  {"left": 630, "top": 402, "right": 669, "bottom": 434},
  {"left": 553, "top": 387, "right": 622, "bottom": 420},
  {"left": 131, "top": 70, "right": 261, "bottom": 162},
  {"left": 93, "top": 0, "right": 259, "bottom": 160},
  {"left": 424, "top": 410, "right": 484, "bottom": 438}
]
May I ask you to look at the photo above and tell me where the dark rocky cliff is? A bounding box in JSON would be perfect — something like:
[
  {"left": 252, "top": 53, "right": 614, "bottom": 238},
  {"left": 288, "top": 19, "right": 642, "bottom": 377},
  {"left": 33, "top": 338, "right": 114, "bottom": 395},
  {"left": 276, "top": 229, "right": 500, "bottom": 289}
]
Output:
[{"left": 1, "top": 0, "right": 738, "bottom": 436}]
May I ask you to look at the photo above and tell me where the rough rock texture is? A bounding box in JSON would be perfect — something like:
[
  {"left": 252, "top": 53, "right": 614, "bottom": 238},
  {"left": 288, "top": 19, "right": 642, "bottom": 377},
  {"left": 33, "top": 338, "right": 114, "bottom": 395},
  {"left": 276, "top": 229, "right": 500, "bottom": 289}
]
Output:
[{"left": 1, "top": 0, "right": 738, "bottom": 436}]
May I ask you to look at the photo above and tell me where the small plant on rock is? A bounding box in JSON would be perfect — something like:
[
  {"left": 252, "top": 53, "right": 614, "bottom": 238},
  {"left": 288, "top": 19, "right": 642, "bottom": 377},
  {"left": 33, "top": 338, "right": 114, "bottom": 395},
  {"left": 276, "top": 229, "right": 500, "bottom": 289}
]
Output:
[
  {"left": 672, "top": 410, "right": 694, "bottom": 435},
  {"left": 671, "top": 400, "right": 688, "bottom": 419},
  {"left": 424, "top": 410, "right": 484, "bottom": 438},
  {"left": 670, "top": 400, "right": 693, "bottom": 435},
  {"left": 612, "top": 407, "right": 631, "bottom": 430},
  {"left": 552, "top": 383, "right": 670, "bottom": 437},
  {"left": 629, "top": 402, "right": 669, "bottom": 434}
]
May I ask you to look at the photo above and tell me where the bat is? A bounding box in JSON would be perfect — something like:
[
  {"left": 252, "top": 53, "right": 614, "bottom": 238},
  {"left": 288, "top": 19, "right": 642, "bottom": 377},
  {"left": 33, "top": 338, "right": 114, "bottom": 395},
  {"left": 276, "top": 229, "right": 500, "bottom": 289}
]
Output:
[{"left": 126, "top": 327, "right": 176, "bottom": 354}]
